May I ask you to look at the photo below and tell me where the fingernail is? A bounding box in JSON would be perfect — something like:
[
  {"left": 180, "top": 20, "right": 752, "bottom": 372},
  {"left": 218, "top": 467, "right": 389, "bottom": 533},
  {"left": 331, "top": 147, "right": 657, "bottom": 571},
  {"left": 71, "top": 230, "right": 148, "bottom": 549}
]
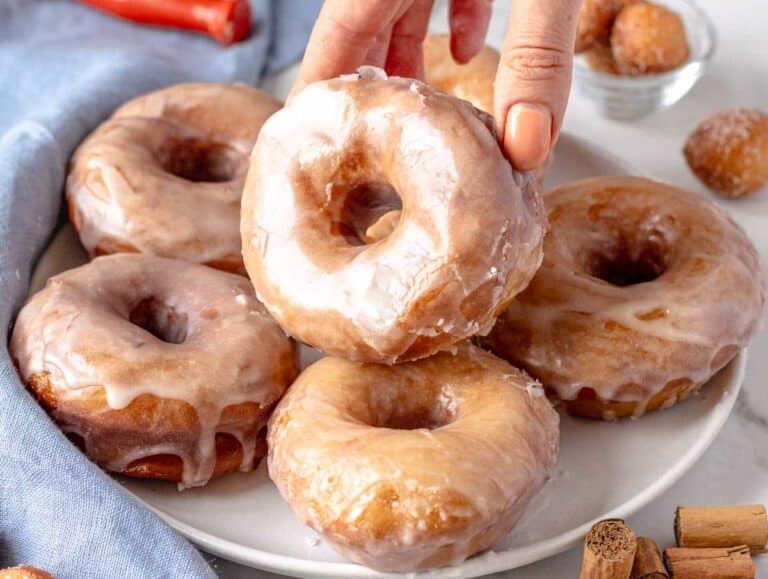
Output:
[{"left": 504, "top": 103, "right": 552, "bottom": 171}]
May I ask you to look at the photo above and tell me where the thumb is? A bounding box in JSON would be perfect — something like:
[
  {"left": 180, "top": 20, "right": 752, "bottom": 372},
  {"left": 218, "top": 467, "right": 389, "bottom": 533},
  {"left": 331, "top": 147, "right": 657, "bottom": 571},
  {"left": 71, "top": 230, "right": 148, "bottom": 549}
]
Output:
[{"left": 495, "top": 0, "right": 580, "bottom": 170}]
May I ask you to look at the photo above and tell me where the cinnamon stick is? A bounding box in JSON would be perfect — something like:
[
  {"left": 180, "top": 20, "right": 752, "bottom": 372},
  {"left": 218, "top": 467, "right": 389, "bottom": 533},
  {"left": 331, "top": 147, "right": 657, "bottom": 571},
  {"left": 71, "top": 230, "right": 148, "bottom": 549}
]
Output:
[
  {"left": 664, "top": 545, "right": 754, "bottom": 578},
  {"left": 580, "top": 519, "right": 637, "bottom": 579},
  {"left": 675, "top": 505, "right": 768, "bottom": 554},
  {"left": 630, "top": 537, "right": 668, "bottom": 579}
]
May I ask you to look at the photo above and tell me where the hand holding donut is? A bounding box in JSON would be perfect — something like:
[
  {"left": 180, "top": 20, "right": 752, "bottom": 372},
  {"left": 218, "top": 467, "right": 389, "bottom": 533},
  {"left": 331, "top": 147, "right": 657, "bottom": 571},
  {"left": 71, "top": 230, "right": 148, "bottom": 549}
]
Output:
[{"left": 292, "top": 0, "right": 580, "bottom": 171}]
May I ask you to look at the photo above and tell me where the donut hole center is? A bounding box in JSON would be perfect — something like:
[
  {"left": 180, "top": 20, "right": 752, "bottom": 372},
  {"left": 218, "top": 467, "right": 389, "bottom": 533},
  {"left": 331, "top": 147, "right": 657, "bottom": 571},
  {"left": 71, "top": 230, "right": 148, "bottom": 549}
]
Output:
[
  {"left": 370, "top": 388, "right": 455, "bottom": 430},
  {"left": 587, "top": 236, "right": 668, "bottom": 286},
  {"left": 129, "top": 297, "right": 188, "bottom": 344},
  {"left": 338, "top": 181, "right": 402, "bottom": 245},
  {"left": 158, "top": 137, "right": 241, "bottom": 183}
]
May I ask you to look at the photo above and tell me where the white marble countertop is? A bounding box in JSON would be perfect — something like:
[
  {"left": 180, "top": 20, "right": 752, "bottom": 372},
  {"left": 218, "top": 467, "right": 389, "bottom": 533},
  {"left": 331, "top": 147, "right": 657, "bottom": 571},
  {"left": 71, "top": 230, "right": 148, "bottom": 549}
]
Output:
[{"left": 213, "top": 0, "right": 768, "bottom": 576}]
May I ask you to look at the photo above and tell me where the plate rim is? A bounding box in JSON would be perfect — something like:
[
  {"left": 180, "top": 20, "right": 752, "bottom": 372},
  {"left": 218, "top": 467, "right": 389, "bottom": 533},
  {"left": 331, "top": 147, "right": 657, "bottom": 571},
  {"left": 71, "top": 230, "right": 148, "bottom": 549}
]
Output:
[{"left": 129, "top": 352, "right": 746, "bottom": 579}]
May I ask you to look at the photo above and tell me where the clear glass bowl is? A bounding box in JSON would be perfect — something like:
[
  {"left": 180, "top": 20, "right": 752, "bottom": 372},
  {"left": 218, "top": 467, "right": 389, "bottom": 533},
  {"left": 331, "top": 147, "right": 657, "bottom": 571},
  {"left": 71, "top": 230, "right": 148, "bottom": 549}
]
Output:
[{"left": 572, "top": 0, "right": 716, "bottom": 120}]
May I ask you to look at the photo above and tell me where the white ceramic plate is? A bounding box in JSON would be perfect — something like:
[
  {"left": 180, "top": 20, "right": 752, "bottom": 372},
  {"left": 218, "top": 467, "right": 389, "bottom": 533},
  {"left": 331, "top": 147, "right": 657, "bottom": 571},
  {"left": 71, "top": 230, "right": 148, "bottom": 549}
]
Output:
[{"left": 30, "top": 134, "right": 746, "bottom": 579}]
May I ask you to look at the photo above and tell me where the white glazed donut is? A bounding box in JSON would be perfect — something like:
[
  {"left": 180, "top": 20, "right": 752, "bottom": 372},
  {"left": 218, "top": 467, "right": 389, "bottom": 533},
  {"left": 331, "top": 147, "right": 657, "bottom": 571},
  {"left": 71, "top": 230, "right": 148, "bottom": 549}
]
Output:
[
  {"left": 241, "top": 68, "right": 546, "bottom": 363},
  {"left": 485, "top": 176, "right": 765, "bottom": 419},
  {"left": 268, "top": 344, "right": 559, "bottom": 571},
  {"left": 67, "top": 83, "right": 281, "bottom": 274},
  {"left": 11, "top": 253, "right": 298, "bottom": 488}
]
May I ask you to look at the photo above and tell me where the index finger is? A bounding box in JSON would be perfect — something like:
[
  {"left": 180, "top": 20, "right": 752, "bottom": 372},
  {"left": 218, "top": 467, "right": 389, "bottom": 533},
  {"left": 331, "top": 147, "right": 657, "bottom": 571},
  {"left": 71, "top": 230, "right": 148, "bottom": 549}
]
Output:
[{"left": 291, "top": 1, "right": 408, "bottom": 98}]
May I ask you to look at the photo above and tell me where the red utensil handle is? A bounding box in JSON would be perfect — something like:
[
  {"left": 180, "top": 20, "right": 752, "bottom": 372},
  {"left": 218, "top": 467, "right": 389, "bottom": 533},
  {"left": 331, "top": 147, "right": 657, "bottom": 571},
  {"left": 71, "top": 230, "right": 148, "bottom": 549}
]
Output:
[{"left": 79, "top": 0, "right": 251, "bottom": 45}]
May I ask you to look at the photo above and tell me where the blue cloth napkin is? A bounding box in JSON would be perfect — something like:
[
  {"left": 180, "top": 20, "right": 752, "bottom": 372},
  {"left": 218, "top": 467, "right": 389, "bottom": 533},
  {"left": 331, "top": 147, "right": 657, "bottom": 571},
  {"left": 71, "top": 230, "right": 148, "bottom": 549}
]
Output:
[{"left": 0, "top": 1, "right": 320, "bottom": 576}]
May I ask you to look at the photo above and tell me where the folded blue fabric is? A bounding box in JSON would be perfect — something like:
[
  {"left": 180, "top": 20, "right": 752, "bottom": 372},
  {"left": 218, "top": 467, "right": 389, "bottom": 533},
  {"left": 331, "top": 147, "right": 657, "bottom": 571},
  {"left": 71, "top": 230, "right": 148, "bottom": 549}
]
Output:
[{"left": 0, "top": 1, "right": 320, "bottom": 576}]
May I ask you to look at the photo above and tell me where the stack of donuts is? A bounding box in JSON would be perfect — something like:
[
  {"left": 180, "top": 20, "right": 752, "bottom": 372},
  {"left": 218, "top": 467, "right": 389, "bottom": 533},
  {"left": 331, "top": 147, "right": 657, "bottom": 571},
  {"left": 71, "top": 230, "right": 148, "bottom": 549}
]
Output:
[{"left": 10, "top": 37, "right": 765, "bottom": 573}]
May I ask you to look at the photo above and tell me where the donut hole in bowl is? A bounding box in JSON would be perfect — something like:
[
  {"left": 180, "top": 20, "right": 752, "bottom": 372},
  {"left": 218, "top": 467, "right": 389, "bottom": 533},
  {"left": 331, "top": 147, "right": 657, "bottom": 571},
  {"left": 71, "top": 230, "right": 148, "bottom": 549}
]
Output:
[
  {"left": 157, "top": 137, "right": 242, "bottom": 183},
  {"left": 337, "top": 181, "right": 403, "bottom": 246},
  {"left": 585, "top": 232, "right": 669, "bottom": 287},
  {"left": 129, "top": 297, "right": 189, "bottom": 344}
]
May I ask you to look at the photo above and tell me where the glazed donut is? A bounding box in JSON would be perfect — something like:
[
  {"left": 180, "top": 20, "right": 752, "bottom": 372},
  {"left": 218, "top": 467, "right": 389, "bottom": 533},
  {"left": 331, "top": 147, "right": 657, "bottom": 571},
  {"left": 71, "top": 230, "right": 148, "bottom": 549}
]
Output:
[
  {"left": 485, "top": 177, "right": 764, "bottom": 419},
  {"left": 684, "top": 108, "right": 768, "bottom": 198},
  {"left": 268, "top": 344, "right": 559, "bottom": 572},
  {"left": 67, "top": 83, "right": 281, "bottom": 274},
  {"left": 11, "top": 254, "right": 298, "bottom": 488},
  {"left": 241, "top": 68, "right": 545, "bottom": 364},
  {"left": 423, "top": 34, "right": 499, "bottom": 114}
]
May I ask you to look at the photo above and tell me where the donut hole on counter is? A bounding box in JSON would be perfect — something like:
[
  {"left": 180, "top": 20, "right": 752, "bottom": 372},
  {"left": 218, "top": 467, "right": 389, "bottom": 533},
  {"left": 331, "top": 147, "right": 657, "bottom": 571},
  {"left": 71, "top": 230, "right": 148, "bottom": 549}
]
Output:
[
  {"left": 156, "top": 136, "right": 242, "bottom": 183},
  {"left": 128, "top": 297, "right": 189, "bottom": 344},
  {"left": 337, "top": 181, "right": 403, "bottom": 246}
]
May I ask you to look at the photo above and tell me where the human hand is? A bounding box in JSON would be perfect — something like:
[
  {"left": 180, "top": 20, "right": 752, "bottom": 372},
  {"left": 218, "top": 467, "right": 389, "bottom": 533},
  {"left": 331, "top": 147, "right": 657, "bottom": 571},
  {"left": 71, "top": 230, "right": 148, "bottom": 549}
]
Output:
[{"left": 292, "top": 0, "right": 581, "bottom": 171}]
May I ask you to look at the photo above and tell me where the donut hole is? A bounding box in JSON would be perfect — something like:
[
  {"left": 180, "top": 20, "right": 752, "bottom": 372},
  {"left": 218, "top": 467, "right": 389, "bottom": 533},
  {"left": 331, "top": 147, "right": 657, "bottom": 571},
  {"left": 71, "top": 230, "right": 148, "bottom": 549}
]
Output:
[
  {"left": 158, "top": 137, "right": 241, "bottom": 183},
  {"left": 587, "top": 236, "right": 668, "bottom": 286},
  {"left": 129, "top": 297, "right": 188, "bottom": 344},
  {"left": 338, "top": 181, "right": 403, "bottom": 245},
  {"left": 375, "top": 407, "right": 452, "bottom": 430},
  {"left": 369, "top": 386, "right": 456, "bottom": 430}
]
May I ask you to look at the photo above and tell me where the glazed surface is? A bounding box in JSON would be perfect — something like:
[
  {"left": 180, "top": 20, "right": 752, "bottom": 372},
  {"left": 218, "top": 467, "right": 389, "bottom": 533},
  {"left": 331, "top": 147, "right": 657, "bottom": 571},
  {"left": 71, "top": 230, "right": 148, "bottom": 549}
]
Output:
[
  {"left": 11, "top": 254, "right": 298, "bottom": 487},
  {"left": 268, "top": 345, "right": 559, "bottom": 571},
  {"left": 485, "top": 176, "right": 765, "bottom": 418},
  {"left": 67, "top": 83, "right": 281, "bottom": 273},
  {"left": 242, "top": 68, "right": 545, "bottom": 363}
]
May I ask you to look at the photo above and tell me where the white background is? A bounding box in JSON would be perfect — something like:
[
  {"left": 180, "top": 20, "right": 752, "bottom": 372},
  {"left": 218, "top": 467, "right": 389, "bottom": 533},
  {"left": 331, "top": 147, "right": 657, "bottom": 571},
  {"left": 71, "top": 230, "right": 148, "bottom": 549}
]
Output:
[{"left": 215, "top": 0, "right": 768, "bottom": 576}]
